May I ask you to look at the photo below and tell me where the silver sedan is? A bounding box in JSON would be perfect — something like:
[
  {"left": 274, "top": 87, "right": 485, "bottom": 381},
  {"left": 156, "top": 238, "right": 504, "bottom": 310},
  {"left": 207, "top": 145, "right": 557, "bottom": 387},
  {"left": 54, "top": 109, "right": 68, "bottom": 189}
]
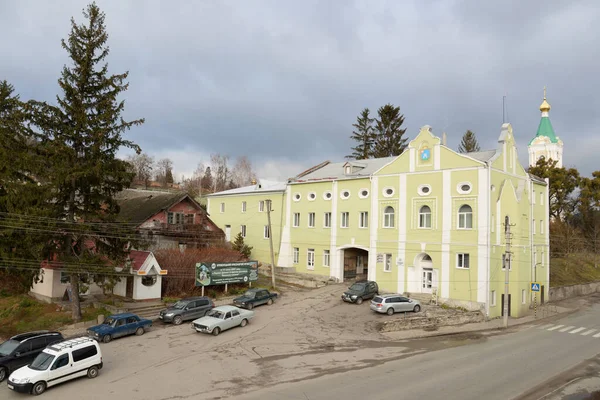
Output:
[{"left": 370, "top": 294, "right": 421, "bottom": 315}]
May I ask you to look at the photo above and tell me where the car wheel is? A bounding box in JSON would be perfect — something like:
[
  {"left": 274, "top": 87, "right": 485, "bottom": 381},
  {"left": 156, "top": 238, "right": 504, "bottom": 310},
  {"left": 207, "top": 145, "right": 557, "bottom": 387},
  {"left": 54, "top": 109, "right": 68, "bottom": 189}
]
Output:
[
  {"left": 0, "top": 366, "right": 7, "bottom": 382},
  {"left": 247, "top": 303, "right": 254, "bottom": 310},
  {"left": 102, "top": 334, "right": 112, "bottom": 344},
  {"left": 387, "top": 307, "right": 394, "bottom": 316},
  {"left": 413, "top": 305, "right": 421, "bottom": 313},
  {"left": 32, "top": 381, "right": 46, "bottom": 396},
  {"left": 267, "top": 298, "right": 273, "bottom": 305},
  {"left": 173, "top": 315, "right": 183, "bottom": 325},
  {"left": 240, "top": 319, "right": 248, "bottom": 327},
  {"left": 135, "top": 327, "right": 145, "bottom": 336},
  {"left": 87, "top": 366, "right": 99, "bottom": 379},
  {"left": 212, "top": 327, "right": 221, "bottom": 336},
  {"left": 355, "top": 297, "right": 363, "bottom": 305}
]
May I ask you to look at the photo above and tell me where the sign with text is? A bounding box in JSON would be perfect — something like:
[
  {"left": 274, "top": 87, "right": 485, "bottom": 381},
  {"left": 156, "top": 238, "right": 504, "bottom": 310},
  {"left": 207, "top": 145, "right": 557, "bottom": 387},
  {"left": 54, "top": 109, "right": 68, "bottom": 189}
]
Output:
[{"left": 195, "top": 261, "right": 259, "bottom": 286}]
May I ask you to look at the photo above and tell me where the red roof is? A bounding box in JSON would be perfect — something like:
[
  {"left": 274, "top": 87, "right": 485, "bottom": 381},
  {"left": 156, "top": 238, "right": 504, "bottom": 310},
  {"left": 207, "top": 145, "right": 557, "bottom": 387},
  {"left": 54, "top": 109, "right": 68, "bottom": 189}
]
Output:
[{"left": 128, "top": 250, "right": 152, "bottom": 271}]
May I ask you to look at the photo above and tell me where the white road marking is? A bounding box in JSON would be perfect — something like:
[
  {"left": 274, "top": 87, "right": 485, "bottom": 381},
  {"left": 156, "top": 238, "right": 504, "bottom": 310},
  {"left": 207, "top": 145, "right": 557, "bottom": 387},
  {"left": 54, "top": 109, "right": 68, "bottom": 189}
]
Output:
[
  {"left": 581, "top": 329, "right": 596, "bottom": 336},
  {"left": 569, "top": 327, "right": 586, "bottom": 334},
  {"left": 538, "top": 324, "right": 554, "bottom": 330},
  {"left": 548, "top": 325, "right": 564, "bottom": 331},
  {"left": 593, "top": 332, "right": 600, "bottom": 338},
  {"left": 559, "top": 326, "right": 576, "bottom": 332}
]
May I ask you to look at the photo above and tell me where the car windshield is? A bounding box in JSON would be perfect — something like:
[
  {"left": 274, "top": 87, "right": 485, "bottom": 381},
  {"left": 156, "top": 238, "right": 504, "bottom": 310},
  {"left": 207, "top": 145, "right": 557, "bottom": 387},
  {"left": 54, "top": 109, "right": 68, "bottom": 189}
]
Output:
[
  {"left": 0, "top": 339, "right": 20, "bottom": 356},
  {"left": 104, "top": 318, "right": 116, "bottom": 326},
  {"left": 207, "top": 310, "right": 225, "bottom": 319},
  {"left": 29, "top": 352, "right": 55, "bottom": 371},
  {"left": 373, "top": 297, "right": 383, "bottom": 303},
  {"left": 243, "top": 291, "right": 256, "bottom": 299},
  {"left": 172, "top": 301, "right": 187, "bottom": 309},
  {"left": 349, "top": 283, "right": 365, "bottom": 291}
]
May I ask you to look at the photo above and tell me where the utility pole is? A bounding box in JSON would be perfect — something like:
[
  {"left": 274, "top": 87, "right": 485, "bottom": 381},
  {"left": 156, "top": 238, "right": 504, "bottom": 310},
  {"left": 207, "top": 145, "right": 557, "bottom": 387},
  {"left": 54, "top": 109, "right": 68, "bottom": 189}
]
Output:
[
  {"left": 266, "top": 199, "right": 276, "bottom": 289},
  {"left": 503, "top": 215, "right": 513, "bottom": 328}
]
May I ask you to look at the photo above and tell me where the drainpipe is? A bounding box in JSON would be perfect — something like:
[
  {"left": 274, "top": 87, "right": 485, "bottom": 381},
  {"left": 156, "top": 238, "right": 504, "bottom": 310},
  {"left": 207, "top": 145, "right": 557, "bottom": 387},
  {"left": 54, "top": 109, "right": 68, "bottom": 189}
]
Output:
[
  {"left": 530, "top": 178, "right": 534, "bottom": 306},
  {"left": 486, "top": 163, "right": 491, "bottom": 319}
]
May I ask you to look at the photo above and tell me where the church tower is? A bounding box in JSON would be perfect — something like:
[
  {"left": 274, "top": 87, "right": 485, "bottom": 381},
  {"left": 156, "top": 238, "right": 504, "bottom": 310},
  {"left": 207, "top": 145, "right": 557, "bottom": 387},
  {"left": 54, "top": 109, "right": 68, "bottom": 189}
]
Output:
[{"left": 528, "top": 87, "right": 564, "bottom": 167}]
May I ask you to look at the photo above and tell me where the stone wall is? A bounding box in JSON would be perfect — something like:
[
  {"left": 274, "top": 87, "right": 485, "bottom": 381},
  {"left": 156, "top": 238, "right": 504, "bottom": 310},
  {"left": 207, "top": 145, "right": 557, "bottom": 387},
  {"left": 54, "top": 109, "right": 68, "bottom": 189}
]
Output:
[
  {"left": 549, "top": 282, "right": 600, "bottom": 302},
  {"left": 378, "top": 309, "right": 485, "bottom": 333}
]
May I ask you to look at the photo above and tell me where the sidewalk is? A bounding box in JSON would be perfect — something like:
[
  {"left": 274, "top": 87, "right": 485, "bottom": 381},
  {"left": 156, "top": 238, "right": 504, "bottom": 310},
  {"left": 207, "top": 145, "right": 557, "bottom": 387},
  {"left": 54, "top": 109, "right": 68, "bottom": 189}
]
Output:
[{"left": 382, "top": 304, "right": 575, "bottom": 340}]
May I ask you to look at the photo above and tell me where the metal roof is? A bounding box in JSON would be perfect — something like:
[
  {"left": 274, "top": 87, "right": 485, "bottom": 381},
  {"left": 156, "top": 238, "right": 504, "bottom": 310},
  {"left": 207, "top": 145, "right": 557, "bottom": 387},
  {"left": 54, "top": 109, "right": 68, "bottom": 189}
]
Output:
[
  {"left": 290, "top": 157, "right": 397, "bottom": 182},
  {"left": 463, "top": 150, "right": 497, "bottom": 163},
  {"left": 207, "top": 179, "right": 287, "bottom": 196}
]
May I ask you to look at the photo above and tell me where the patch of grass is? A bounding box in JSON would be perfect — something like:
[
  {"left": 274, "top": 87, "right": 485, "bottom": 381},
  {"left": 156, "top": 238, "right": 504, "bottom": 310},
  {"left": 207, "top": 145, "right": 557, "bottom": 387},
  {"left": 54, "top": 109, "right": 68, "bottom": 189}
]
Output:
[
  {"left": 550, "top": 253, "right": 600, "bottom": 287},
  {"left": 162, "top": 296, "right": 180, "bottom": 305},
  {"left": 0, "top": 295, "right": 111, "bottom": 339}
]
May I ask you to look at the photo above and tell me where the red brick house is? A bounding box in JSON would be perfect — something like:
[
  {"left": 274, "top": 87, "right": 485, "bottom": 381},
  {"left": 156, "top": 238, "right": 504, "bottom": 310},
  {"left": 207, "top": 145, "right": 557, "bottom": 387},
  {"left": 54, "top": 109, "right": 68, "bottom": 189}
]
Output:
[{"left": 115, "top": 189, "right": 224, "bottom": 250}]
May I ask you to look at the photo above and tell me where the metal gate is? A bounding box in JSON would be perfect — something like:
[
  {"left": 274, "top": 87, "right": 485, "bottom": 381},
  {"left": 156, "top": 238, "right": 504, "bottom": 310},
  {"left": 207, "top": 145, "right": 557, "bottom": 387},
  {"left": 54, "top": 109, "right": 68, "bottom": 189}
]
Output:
[{"left": 344, "top": 257, "right": 357, "bottom": 279}]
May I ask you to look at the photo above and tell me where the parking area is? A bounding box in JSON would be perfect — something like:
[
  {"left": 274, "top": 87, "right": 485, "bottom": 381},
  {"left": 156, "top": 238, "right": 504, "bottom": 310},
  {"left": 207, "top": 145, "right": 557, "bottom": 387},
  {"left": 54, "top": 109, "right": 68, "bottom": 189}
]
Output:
[{"left": 1, "top": 283, "right": 442, "bottom": 400}]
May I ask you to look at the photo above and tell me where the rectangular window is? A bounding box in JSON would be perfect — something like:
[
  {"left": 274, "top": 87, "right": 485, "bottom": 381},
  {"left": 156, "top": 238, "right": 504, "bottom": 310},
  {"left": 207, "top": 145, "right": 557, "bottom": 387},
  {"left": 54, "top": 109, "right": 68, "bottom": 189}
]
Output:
[
  {"left": 540, "top": 192, "right": 544, "bottom": 205},
  {"left": 307, "top": 249, "right": 315, "bottom": 269},
  {"left": 491, "top": 214, "right": 495, "bottom": 233},
  {"left": 457, "top": 253, "right": 470, "bottom": 269},
  {"left": 323, "top": 250, "right": 330, "bottom": 267},
  {"left": 359, "top": 211, "right": 369, "bottom": 228},
  {"left": 240, "top": 225, "right": 246, "bottom": 238},
  {"left": 263, "top": 225, "right": 270, "bottom": 239},
  {"left": 533, "top": 190, "right": 536, "bottom": 204},
  {"left": 533, "top": 218, "right": 536, "bottom": 234},
  {"left": 491, "top": 290, "right": 497, "bottom": 306},
  {"left": 293, "top": 213, "right": 300, "bottom": 227},
  {"left": 540, "top": 220, "right": 544, "bottom": 234},
  {"left": 167, "top": 212, "right": 174, "bottom": 224},
  {"left": 60, "top": 271, "right": 70, "bottom": 284},
  {"left": 184, "top": 214, "right": 194, "bottom": 224},
  {"left": 293, "top": 247, "right": 299, "bottom": 264},
  {"left": 341, "top": 212, "right": 349, "bottom": 228},
  {"left": 259, "top": 201, "right": 265, "bottom": 212},
  {"left": 308, "top": 212, "right": 315, "bottom": 228},
  {"left": 220, "top": 203, "right": 225, "bottom": 213},
  {"left": 242, "top": 201, "right": 247, "bottom": 213},
  {"left": 384, "top": 253, "right": 392, "bottom": 272},
  {"left": 541, "top": 250, "right": 545, "bottom": 266},
  {"left": 522, "top": 289, "right": 527, "bottom": 304},
  {"left": 175, "top": 212, "right": 185, "bottom": 224},
  {"left": 324, "top": 212, "right": 331, "bottom": 228},
  {"left": 72, "top": 345, "right": 98, "bottom": 362}
]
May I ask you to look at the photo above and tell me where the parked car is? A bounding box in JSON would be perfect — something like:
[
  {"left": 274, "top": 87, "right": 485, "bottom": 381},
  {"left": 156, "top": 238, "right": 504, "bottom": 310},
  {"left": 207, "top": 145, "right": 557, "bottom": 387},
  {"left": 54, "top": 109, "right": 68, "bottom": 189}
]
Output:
[
  {"left": 191, "top": 305, "right": 254, "bottom": 336},
  {"left": 87, "top": 313, "right": 151, "bottom": 343},
  {"left": 341, "top": 280, "right": 379, "bottom": 304},
  {"left": 7, "top": 336, "right": 102, "bottom": 395},
  {"left": 159, "top": 296, "right": 214, "bottom": 325},
  {"left": 370, "top": 294, "right": 421, "bottom": 315},
  {"left": 233, "top": 288, "right": 278, "bottom": 310},
  {"left": 0, "top": 331, "right": 63, "bottom": 383}
]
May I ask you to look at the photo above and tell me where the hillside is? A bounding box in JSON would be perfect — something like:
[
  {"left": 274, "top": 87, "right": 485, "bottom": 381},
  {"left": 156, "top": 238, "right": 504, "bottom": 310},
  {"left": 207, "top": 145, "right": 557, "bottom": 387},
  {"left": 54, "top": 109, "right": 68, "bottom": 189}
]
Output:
[{"left": 550, "top": 253, "right": 600, "bottom": 287}]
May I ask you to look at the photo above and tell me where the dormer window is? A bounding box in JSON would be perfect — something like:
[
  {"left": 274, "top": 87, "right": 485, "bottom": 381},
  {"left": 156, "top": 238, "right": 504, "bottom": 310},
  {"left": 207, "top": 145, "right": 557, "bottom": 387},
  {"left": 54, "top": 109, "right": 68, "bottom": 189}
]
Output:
[{"left": 345, "top": 165, "right": 352, "bottom": 175}]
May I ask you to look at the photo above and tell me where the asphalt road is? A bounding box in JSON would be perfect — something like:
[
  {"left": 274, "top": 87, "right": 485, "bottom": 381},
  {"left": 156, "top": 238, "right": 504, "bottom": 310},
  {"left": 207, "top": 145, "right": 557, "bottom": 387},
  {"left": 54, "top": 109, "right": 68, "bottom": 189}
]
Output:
[{"left": 236, "top": 299, "right": 600, "bottom": 400}]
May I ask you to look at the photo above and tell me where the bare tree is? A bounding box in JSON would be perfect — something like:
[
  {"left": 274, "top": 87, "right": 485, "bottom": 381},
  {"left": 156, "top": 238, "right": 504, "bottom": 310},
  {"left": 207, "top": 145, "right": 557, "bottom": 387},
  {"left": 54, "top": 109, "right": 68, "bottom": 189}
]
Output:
[
  {"left": 127, "top": 153, "right": 154, "bottom": 189},
  {"left": 210, "top": 154, "right": 230, "bottom": 192},
  {"left": 156, "top": 158, "right": 174, "bottom": 188},
  {"left": 182, "top": 163, "right": 205, "bottom": 198},
  {"left": 232, "top": 156, "right": 255, "bottom": 187}
]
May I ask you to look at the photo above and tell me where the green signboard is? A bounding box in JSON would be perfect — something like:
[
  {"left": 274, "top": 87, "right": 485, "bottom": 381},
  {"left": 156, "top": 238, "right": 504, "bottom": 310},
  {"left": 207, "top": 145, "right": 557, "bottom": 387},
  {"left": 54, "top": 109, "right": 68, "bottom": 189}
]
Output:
[{"left": 195, "top": 261, "right": 259, "bottom": 286}]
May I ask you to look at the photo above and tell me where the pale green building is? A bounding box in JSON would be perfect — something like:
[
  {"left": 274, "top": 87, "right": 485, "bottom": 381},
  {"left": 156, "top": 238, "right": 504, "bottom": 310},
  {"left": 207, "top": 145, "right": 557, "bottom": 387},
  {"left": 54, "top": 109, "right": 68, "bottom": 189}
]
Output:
[{"left": 207, "top": 123, "right": 549, "bottom": 318}]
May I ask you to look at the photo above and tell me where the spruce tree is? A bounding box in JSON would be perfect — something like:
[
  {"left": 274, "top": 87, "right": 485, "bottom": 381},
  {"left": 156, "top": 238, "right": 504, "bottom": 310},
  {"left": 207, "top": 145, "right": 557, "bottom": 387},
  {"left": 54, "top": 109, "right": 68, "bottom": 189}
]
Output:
[
  {"left": 231, "top": 232, "right": 252, "bottom": 259},
  {"left": 33, "top": 3, "right": 144, "bottom": 320},
  {"left": 347, "top": 108, "right": 375, "bottom": 160},
  {"left": 373, "top": 104, "right": 407, "bottom": 158},
  {"left": 457, "top": 130, "right": 481, "bottom": 153}
]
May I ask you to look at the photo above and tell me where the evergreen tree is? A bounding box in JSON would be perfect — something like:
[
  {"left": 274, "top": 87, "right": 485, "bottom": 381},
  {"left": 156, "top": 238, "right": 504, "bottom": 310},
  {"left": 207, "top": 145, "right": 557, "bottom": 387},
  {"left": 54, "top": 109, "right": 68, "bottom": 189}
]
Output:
[
  {"left": 528, "top": 157, "right": 580, "bottom": 220},
  {"left": 347, "top": 108, "right": 375, "bottom": 160},
  {"left": 201, "top": 166, "right": 213, "bottom": 191},
  {"left": 458, "top": 130, "right": 481, "bottom": 153},
  {"left": 231, "top": 232, "right": 252, "bottom": 259},
  {"left": 32, "top": 3, "right": 144, "bottom": 320},
  {"left": 372, "top": 104, "right": 407, "bottom": 158}
]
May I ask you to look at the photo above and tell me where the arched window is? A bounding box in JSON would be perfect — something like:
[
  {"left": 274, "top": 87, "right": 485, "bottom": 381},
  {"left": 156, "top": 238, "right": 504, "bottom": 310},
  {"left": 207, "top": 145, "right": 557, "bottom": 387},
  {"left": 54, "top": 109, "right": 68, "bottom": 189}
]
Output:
[
  {"left": 419, "top": 205, "right": 431, "bottom": 228},
  {"left": 383, "top": 206, "right": 395, "bottom": 228},
  {"left": 458, "top": 205, "right": 473, "bottom": 229}
]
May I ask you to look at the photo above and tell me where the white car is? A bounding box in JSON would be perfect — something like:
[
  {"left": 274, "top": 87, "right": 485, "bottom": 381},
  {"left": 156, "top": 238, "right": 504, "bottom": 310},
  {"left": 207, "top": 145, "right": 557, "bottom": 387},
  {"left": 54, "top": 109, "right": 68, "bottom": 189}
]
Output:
[
  {"left": 191, "top": 305, "right": 254, "bottom": 336},
  {"left": 7, "top": 337, "right": 102, "bottom": 395}
]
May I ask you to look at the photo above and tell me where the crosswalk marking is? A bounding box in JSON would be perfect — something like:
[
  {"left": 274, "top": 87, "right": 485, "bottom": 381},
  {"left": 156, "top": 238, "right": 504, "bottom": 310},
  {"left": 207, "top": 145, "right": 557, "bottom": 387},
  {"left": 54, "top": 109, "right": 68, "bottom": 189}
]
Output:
[
  {"left": 548, "top": 325, "right": 564, "bottom": 331},
  {"left": 593, "top": 332, "right": 600, "bottom": 338},
  {"left": 538, "top": 324, "right": 554, "bottom": 330},
  {"left": 559, "top": 326, "right": 576, "bottom": 332},
  {"left": 582, "top": 329, "right": 596, "bottom": 336},
  {"left": 570, "top": 327, "right": 586, "bottom": 334}
]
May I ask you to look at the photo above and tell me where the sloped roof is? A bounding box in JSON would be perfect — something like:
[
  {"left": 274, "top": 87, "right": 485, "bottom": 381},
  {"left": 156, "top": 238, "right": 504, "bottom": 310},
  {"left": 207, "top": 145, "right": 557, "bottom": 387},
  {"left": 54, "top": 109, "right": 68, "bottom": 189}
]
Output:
[
  {"left": 528, "top": 173, "right": 547, "bottom": 185},
  {"left": 464, "top": 150, "right": 497, "bottom": 162},
  {"left": 291, "top": 157, "right": 397, "bottom": 182},
  {"left": 530, "top": 117, "right": 558, "bottom": 144},
  {"left": 128, "top": 250, "right": 152, "bottom": 271},
  {"left": 207, "top": 179, "right": 287, "bottom": 196},
  {"left": 115, "top": 189, "right": 196, "bottom": 224}
]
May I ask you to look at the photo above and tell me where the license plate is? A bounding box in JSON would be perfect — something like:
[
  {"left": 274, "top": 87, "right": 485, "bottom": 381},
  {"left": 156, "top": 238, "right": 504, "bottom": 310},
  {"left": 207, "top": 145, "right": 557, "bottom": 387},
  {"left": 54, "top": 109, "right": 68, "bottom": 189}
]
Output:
[
  {"left": 8, "top": 384, "right": 14, "bottom": 390},
  {"left": 159, "top": 315, "right": 163, "bottom": 319}
]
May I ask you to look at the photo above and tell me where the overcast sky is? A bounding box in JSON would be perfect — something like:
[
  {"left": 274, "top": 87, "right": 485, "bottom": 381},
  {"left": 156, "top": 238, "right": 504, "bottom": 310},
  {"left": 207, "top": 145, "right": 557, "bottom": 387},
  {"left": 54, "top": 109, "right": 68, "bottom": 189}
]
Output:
[{"left": 1, "top": 0, "right": 598, "bottom": 181}]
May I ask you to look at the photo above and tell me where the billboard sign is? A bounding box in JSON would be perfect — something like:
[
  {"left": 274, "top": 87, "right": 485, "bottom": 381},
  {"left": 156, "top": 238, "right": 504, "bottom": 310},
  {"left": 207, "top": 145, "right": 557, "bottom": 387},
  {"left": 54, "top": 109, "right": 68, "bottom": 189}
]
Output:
[{"left": 195, "top": 261, "right": 259, "bottom": 286}]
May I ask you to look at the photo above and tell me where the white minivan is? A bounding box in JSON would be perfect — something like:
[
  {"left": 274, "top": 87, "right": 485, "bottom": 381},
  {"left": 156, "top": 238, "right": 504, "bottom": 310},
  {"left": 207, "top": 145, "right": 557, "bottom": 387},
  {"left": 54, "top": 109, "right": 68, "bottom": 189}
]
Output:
[{"left": 7, "top": 337, "right": 102, "bottom": 395}]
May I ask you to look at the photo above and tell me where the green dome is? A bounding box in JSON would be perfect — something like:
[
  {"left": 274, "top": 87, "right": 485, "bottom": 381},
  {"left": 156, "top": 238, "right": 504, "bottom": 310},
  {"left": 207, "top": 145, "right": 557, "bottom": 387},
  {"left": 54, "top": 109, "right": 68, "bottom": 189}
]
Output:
[{"left": 529, "top": 117, "right": 558, "bottom": 145}]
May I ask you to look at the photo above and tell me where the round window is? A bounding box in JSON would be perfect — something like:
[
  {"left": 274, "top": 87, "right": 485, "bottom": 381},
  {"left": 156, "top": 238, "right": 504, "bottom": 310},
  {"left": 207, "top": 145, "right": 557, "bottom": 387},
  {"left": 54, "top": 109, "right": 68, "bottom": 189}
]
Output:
[
  {"left": 341, "top": 190, "right": 350, "bottom": 199},
  {"left": 418, "top": 184, "right": 432, "bottom": 196},
  {"left": 461, "top": 184, "right": 471, "bottom": 192},
  {"left": 323, "top": 191, "right": 332, "bottom": 200},
  {"left": 422, "top": 186, "right": 430, "bottom": 194},
  {"left": 457, "top": 182, "right": 473, "bottom": 194},
  {"left": 293, "top": 193, "right": 301, "bottom": 201},
  {"left": 362, "top": 190, "right": 368, "bottom": 196},
  {"left": 383, "top": 187, "right": 394, "bottom": 197},
  {"left": 308, "top": 192, "right": 316, "bottom": 200},
  {"left": 141, "top": 276, "right": 157, "bottom": 287}
]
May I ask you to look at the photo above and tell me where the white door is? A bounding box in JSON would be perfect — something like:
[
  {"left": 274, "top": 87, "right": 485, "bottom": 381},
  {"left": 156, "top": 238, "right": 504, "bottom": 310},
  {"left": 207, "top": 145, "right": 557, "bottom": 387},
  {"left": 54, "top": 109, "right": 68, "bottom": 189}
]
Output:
[
  {"left": 225, "top": 225, "right": 231, "bottom": 241},
  {"left": 422, "top": 269, "right": 433, "bottom": 293}
]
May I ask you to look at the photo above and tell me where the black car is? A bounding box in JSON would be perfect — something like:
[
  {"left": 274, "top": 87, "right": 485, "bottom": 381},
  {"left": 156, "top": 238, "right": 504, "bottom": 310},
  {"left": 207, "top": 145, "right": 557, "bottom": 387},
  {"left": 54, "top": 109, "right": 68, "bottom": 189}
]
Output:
[
  {"left": 233, "top": 288, "right": 278, "bottom": 310},
  {"left": 159, "top": 296, "right": 214, "bottom": 325},
  {"left": 341, "top": 280, "right": 379, "bottom": 304},
  {"left": 0, "top": 331, "right": 64, "bottom": 382}
]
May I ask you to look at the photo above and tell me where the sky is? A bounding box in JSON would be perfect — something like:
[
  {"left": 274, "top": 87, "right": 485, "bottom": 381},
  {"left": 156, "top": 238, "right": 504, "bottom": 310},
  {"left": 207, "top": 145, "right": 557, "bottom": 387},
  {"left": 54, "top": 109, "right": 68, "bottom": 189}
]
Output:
[{"left": 1, "top": 0, "right": 598, "bottom": 181}]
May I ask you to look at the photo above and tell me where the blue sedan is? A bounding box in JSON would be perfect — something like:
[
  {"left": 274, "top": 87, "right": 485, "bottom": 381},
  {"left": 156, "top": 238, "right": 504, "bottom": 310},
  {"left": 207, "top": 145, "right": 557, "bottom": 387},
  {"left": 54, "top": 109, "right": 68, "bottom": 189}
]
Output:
[{"left": 87, "top": 313, "right": 152, "bottom": 343}]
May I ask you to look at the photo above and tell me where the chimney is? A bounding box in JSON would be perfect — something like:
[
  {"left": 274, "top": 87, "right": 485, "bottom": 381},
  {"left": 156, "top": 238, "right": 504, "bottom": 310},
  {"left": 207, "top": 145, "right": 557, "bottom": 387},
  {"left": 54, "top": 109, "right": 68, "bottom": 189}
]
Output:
[{"left": 442, "top": 132, "right": 447, "bottom": 146}]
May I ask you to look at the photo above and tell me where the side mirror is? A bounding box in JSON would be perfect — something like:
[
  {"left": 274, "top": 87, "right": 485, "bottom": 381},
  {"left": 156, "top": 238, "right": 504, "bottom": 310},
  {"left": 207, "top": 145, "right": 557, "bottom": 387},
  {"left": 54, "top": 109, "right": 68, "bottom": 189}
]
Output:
[{"left": 15, "top": 352, "right": 21, "bottom": 357}]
